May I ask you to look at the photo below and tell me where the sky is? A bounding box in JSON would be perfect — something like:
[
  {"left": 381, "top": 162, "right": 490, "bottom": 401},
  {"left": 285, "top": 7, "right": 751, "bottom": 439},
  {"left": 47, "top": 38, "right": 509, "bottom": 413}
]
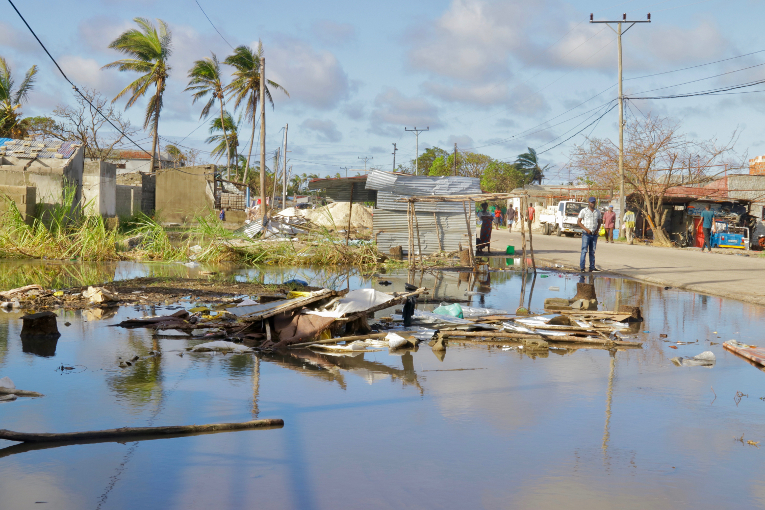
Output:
[{"left": 2, "top": 0, "right": 764, "bottom": 183}]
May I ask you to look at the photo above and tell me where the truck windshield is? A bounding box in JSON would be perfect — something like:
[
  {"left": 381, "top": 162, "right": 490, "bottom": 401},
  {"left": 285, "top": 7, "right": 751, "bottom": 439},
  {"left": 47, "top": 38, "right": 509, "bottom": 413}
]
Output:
[{"left": 565, "top": 203, "right": 586, "bottom": 216}]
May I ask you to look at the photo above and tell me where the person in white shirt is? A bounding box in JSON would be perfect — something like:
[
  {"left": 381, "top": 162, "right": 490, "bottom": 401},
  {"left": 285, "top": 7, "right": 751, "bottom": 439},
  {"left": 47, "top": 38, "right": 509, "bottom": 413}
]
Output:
[{"left": 576, "top": 197, "right": 602, "bottom": 272}]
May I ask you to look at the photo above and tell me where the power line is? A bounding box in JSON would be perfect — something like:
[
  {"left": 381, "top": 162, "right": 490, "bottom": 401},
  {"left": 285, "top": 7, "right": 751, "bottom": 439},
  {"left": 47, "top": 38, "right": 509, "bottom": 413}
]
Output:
[
  {"left": 628, "top": 77, "right": 765, "bottom": 99},
  {"left": 627, "top": 61, "right": 765, "bottom": 96},
  {"left": 625, "top": 49, "right": 765, "bottom": 82},
  {"left": 6, "top": 0, "right": 153, "bottom": 159},
  {"left": 538, "top": 103, "right": 618, "bottom": 155},
  {"left": 193, "top": 0, "right": 234, "bottom": 50}
]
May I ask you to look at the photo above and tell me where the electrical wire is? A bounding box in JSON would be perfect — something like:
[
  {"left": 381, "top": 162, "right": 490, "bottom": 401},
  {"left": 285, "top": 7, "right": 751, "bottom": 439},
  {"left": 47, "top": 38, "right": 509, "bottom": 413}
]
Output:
[
  {"left": 193, "top": 0, "right": 234, "bottom": 50},
  {"left": 625, "top": 49, "right": 765, "bottom": 82},
  {"left": 537, "top": 103, "right": 618, "bottom": 155},
  {"left": 627, "top": 61, "right": 765, "bottom": 96},
  {"left": 6, "top": 0, "right": 153, "bottom": 159},
  {"left": 628, "top": 78, "right": 765, "bottom": 99}
]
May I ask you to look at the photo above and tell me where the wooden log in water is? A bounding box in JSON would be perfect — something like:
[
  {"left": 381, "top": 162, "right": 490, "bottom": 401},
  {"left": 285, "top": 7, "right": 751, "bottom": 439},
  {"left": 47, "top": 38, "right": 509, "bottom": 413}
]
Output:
[
  {"left": 438, "top": 330, "right": 641, "bottom": 347},
  {"left": 0, "top": 418, "right": 284, "bottom": 443}
]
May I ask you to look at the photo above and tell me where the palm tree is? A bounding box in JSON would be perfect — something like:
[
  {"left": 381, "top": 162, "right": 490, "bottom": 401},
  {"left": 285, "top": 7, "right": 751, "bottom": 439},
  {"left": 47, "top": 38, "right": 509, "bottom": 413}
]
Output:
[
  {"left": 205, "top": 111, "right": 239, "bottom": 171},
  {"left": 0, "top": 57, "right": 38, "bottom": 138},
  {"left": 515, "top": 147, "right": 548, "bottom": 185},
  {"left": 103, "top": 18, "right": 172, "bottom": 174},
  {"left": 185, "top": 53, "right": 233, "bottom": 178},
  {"left": 164, "top": 144, "right": 186, "bottom": 167},
  {"left": 224, "top": 41, "right": 289, "bottom": 186}
]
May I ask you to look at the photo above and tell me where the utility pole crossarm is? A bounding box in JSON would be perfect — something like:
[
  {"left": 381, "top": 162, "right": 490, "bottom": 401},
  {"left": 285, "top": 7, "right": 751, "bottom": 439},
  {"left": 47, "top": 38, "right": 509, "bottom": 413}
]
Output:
[{"left": 405, "top": 126, "right": 429, "bottom": 175}]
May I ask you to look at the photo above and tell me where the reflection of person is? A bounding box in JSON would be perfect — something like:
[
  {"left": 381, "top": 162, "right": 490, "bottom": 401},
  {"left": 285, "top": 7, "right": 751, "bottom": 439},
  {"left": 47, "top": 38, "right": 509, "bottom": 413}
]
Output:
[
  {"left": 603, "top": 205, "right": 616, "bottom": 243},
  {"left": 477, "top": 202, "right": 493, "bottom": 253},
  {"left": 577, "top": 197, "right": 602, "bottom": 272},
  {"left": 701, "top": 203, "right": 715, "bottom": 252},
  {"left": 623, "top": 208, "right": 636, "bottom": 244}
]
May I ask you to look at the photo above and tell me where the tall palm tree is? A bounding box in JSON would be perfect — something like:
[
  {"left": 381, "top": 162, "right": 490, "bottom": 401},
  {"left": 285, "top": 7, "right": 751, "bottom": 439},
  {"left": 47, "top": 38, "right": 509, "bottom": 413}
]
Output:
[
  {"left": 515, "top": 147, "right": 548, "bottom": 185},
  {"left": 103, "top": 18, "right": 172, "bottom": 173},
  {"left": 0, "top": 57, "right": 37, "bottom": 138},
  {"left": 205, "top": 111, "right": 239, "bottom": 169},
  {"left": 185, "top": 53, "right": 233, "bottom": 178},
  {"left": 224, "top": 41, "right": 289, "bottom": 186}
]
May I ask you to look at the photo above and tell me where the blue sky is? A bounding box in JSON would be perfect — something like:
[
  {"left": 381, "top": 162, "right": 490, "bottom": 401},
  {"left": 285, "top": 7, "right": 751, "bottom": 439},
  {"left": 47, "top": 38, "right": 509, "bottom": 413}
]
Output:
[{"left": 1, "top": 0, "right": 763, "bottom": 182}]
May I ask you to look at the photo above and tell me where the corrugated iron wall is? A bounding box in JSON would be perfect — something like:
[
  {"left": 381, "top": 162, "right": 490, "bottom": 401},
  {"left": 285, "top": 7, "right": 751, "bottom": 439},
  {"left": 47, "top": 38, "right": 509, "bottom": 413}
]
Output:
[
  {"left": 374, "top": 208, "right": 474, "bottom": 254},
  {"left": 308, "top": 178, "right": 377, "bottom": 203}
]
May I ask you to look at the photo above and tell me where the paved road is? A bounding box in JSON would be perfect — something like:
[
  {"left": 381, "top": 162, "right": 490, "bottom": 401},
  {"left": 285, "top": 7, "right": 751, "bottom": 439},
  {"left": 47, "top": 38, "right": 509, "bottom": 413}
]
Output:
[{"left": 490, "top": 228, "right": 765, "bottom": 306}]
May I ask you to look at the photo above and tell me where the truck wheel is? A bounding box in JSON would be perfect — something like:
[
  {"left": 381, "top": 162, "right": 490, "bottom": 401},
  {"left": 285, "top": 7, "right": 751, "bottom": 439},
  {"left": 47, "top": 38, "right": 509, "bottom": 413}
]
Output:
[{"left": 556, "top": 225, "right": 562, "bottom": 237}]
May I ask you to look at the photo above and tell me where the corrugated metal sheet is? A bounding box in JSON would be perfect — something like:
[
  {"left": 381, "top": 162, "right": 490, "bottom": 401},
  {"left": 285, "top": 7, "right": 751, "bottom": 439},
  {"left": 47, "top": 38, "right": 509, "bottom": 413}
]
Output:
[
  {"left": 365, "top": 169, "right": 481, "bottom": 196},
  {"left": 308, "top": 176, "right": 376, "bottom": 203},
  {"left": 377, "top": 191, "right": 469, "bottom": 213},
  {"left": 374, "top": 208, "right": 474, "bottom": 254},
  {"left": 0, "top": 139, "right": 78, "bottom": 159}
]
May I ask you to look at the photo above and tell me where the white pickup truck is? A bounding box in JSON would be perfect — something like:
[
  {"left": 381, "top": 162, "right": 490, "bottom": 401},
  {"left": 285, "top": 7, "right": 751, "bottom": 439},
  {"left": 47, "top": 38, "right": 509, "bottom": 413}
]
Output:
[{"left": 539, "top": 200, "right": 588, "bottom": 236}]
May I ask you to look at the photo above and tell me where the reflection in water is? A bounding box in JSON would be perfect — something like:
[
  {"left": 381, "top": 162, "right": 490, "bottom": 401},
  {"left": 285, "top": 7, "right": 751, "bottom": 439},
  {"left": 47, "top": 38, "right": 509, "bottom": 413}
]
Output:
[
  {"left": 20, "top": 335, "right": 59, "bottom": 357},
  {"left": 602, "top": 353, "right": 616, "bottom": 464}
]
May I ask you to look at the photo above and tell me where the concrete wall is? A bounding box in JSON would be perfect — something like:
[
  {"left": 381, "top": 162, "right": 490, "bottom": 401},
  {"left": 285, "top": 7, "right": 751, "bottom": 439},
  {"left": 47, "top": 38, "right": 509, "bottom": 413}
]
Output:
[
  {"left": 116, "top": 185, "right": 142, "bottom": 217},
  {"left": 82, "top": 160, "right": 116, "bottom": 217},
  {"left": 0, "top": 185, "right": 35, "bottom": 224},
  {"left": 155, "top": 165, "right": 216, "bottom": 224},
  {"left": 0, "top": 146, "right": 84, "bottom": 215},
  {"left": 141, "top": 173, "right": 156, "bottom": 215}
]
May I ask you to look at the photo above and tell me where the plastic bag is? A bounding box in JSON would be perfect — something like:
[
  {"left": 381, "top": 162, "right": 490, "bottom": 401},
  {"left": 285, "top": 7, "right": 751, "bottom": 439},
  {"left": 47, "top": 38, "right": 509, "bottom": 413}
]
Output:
[{"left": 433, "top": 303, "right": 464, "bottom": 319}]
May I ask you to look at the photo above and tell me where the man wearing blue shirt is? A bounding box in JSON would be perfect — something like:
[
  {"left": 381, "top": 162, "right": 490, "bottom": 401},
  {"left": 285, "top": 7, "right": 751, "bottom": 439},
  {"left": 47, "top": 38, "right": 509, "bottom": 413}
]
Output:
[{"left": 700, "top": 204, "right": 715, "bottom": 253}]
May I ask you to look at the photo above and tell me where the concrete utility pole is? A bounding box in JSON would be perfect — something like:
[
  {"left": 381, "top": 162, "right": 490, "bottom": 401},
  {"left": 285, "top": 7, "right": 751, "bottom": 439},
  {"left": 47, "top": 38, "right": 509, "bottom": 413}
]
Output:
[
  {"left": 259, "top": 57, "right": 267, "bottom": 220},
  {"left": 340, "top": 166, "right": 349, "bottom": 178},
  {"left": 358, "top": 156, "right": 373, "bottom": 170},
  {"left": 590, "top": 13, "right": 650, "bottom": 230},
  {"left": 282, "top": 123, "right": 288, "bottom": 209},
  {"left": 453, "top": 143, "right": 457, "bottom": 176},
  {"left": 405, "top": 126, "right": 429, "bottom": 175},
  {"left": 392, "top": 143, "right": 397, "bottom": 172}
]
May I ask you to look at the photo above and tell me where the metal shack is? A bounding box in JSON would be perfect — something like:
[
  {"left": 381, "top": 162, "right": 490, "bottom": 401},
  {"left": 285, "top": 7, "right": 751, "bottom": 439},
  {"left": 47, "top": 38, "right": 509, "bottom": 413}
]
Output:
[{"left": 365, "top": 170, "right": 481, "bottom": 255}]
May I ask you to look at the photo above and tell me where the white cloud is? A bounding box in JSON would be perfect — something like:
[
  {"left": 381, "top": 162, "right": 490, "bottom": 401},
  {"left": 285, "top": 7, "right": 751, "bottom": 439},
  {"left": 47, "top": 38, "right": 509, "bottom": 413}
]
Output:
[
  {"left": 311, "top": 20, "right": 356, "bottom": 46},
  {"left": 423, "top": 81, "right": 509, "bottom": 107},
  {"left": 369, "top": 87, "right": 441, "bottom": 136},
  {"left": 0, "top": 21, "right": 38, "bottom": 54},
  {"left": 266, "top": 37, "right": 350, "bottom": 110},
  {"left": 301, "top": 118, "right": 343, "bottom": 143},
  {"left": 77, "top": 17, "right": 134, "bottom": 53},
  {"left": 59, "top": 56, "right": 124, "bottom": 98},
  {"left": 444, "top": 134, "right": 474, "bottom": 148}
]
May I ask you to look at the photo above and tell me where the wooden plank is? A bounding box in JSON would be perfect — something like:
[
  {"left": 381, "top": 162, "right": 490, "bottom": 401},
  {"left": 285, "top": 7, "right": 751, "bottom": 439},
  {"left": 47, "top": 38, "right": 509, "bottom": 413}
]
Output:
[{"left": 724, "top": 341, "right": 765, "bottom": 367}]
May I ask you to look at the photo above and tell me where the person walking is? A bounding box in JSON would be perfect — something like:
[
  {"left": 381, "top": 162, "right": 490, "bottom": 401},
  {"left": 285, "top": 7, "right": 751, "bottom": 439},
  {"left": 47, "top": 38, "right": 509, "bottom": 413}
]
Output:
[
  {"left": 527, "top": 203, "right": 535, "bottom": 225},
  {"left": 219, "top": 208, "right": 226, "bottom": 222},
  {"left": 477, "top": 202, "right": 493, "bottom": 253},
  {"left": 701, "top": 203, "right": 715, "bottom": 252},
  {"left": 506, "top": 206, "right": 515, "bottom": 232},
  {"left": 603, "top": 205, "right": 616, "bottom": 243},
  {"left": 493, "top": 207, "right": 502, "bottom": 230},
  {"left": 576, "top": 197, "right": 602, "bottom": 272},
  {"left": 623, "top": 208, "right": 636, "bottom": 244}
]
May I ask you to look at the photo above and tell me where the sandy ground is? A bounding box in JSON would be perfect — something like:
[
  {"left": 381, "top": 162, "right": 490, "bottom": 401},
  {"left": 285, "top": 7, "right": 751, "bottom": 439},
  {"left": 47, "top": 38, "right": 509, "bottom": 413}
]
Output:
[{"left": 492, "top": 228, "right": 765, "bottom": 306}]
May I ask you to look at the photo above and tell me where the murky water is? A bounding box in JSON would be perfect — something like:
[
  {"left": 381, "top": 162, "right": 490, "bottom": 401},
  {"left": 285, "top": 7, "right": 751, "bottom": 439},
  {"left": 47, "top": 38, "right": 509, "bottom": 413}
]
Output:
[{"left": 1, "top": 262, "right": 765, "bottom": 509}]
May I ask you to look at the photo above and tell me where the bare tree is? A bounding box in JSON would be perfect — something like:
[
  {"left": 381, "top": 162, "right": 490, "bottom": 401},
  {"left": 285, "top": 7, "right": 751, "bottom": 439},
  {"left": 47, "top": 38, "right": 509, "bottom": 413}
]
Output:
[
  {"left": 49, "top": 87, "right": 138, "bottom": 161},
  {"left": 571, "top": 114, "right": 740, "bottom": 246}
]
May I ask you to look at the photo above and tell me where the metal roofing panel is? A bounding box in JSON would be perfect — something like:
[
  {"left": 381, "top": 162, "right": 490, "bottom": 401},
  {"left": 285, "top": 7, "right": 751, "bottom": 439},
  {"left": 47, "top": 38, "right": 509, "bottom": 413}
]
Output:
[
  {"left": 0, "top": 139, "right": 78, "bottom": 159},
  {"left": 373, "top": 208, "right": 474, "bottom": 254},
  {"left": 376, "top": 191, "right": 468, "bottom": 213},
  {"left": 365, "top": 169, "right": 481, "bottom": 196}
]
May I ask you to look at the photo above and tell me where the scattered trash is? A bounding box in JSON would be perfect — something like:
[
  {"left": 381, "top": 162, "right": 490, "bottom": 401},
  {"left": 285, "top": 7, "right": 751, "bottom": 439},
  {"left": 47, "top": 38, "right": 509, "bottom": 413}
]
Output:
[
  {"left": 82, "top": 286, "right": 118, "bottom": 304},
  {"left": 0, "top": 376, "right": 43, "bottom": 398},
  {"left": 670, "top": 351, "right": 715, "bottom": 367},
  {"left": 669, "top": 345, "right": 678, "bottom": 349},
  {"left": 735, "top": 391, "right": 748, "bottom": 406},
  {"left": 548, "top": 286, "right": 560, "bottom": 291},
  {"left": 377, "top": 280, "right": 392, "bottom": 286},
  {"left": 387, "top": 332, "right": 415, "bottom": 350},
  {"left": 434, "top": 303, "right": 464, "bottom": 319},
  {"left": 660, "top": 333, "right": 668, "bottom": 338}
]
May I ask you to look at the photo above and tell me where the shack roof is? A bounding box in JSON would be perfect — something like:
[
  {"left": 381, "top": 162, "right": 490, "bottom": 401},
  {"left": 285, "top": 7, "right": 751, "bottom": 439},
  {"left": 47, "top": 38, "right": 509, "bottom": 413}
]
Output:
[
  {"left": 0, "top": 138, "right": 79, "bottom": 159},
  {"left": 365, "top": 169, "right": 481, "bottom": 196}
]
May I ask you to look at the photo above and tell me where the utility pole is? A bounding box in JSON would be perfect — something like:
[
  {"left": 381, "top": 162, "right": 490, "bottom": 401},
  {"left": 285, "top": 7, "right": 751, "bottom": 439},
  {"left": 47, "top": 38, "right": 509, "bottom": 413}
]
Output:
[
  {"left": 590, "top": 13, "right": 650, "bottom": 230},
  {"left": 282, "top": 123, "right": 288, "bottom": 209},
  {"left": 392, "top": 143, "right": 397, "bottom": 172},
  {"left": 405, "top": 126, "right": 429, "bottom": 175},
  {"left": 358, "top": 156, "right": 373, "bottom": 170},
  {"left": 340, "top": 166, "right": 349, "bottom": 178},
  {"left": 453, "top": 143, "right": 457, "bottom": 176},
  {"left": 259, "top": 57, "right": 267, "bottom": 220}
]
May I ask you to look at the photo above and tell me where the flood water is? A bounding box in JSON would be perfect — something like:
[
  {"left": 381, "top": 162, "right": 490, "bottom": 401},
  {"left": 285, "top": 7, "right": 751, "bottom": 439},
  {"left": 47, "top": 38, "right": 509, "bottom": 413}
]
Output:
[{"left": 1, "top": 261, "right": 765, "bottom": 509}]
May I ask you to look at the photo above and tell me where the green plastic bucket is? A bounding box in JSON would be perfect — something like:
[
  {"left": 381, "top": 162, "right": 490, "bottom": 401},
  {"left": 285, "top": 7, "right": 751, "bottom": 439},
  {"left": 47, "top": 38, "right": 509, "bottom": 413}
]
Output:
[{"left": 506, "top": 245, "right": 515, "bottom": 255}]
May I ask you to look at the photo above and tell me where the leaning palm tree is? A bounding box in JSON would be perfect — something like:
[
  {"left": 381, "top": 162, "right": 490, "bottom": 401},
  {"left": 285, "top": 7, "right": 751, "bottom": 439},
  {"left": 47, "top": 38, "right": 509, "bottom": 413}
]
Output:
[
  {"left": 224, "top": 41, "right": 289, "bottom": 186},
  {"left": 0, "top": 57, "right": 38, "bottom": 138},
  {"left": 515, "top": 147, "right": 548, "bottom": 185},
  {"left": 103, "top": 18, "right": 172, "bottom": 173},
  {"left": 205, "top": 111, "right": 239, "bottom": 170},
  {"left": 185, "top": 53, "right": 233, "bottom": 178}
]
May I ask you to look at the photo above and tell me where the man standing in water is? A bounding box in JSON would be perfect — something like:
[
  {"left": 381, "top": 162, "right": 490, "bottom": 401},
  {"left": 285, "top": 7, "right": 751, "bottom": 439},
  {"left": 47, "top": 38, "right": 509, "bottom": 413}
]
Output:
[{"left": 577, "top": 197, "right": 602, "bottom": 272}]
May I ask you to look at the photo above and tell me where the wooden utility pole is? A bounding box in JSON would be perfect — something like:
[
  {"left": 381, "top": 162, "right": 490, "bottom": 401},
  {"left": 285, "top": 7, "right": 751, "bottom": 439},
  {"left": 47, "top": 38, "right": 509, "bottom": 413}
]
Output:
[
  {"left": 453, "top": 143, "right": 457, "bottom": 176},
  {"left": 259, "top": 57, "right": 267, "bottom": 220},
  {"left": 392, "top": 143, "right": 397, "bottom": 171},
  {"left": 271, "top": 148, "right": 279, "bottom": 208},
  {"left": 590, "top": 13, "right": 651, "bottom": 229},
  {"left": 405, "top": 126, "right": 429, "bottom": 175},
  {"left": 282, "top": 123, "right": 288, "bottom": 210}
]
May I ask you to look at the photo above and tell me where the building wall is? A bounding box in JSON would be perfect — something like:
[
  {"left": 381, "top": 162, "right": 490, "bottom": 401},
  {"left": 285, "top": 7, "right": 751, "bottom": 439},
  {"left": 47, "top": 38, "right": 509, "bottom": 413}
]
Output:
[
  {"left": 727, "top": 174, "right": 765, "bottom": 244},
  {"left": 155, "top": 165, "right": 215, "bottom": 224},
  {"left": 82, "top": 160, "right": 116, "bottom": 217},
  {"left": 749, "top": 156, "right": 765, "bottom": 176},
  {"left": 141, "top": 174, "right": 156, "bottom": 215},
  {"left": 116, "top": 185, "right": 142, "bottom": 217},
  {"left": 0, "top": 185, "right": 35, "bottom": 224}
]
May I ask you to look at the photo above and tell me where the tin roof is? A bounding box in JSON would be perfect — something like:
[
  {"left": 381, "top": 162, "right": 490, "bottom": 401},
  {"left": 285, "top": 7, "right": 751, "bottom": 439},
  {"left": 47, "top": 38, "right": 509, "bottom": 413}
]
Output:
[{"left": 0, "top": 138, "right": 79, "bottom": 159}]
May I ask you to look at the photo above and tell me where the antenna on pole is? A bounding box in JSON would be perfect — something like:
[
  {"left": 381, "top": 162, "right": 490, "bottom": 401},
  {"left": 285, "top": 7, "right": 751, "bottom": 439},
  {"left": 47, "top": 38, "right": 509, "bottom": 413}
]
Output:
[{"left": 405, "top": 126, "right": 429, "bottom": 175}]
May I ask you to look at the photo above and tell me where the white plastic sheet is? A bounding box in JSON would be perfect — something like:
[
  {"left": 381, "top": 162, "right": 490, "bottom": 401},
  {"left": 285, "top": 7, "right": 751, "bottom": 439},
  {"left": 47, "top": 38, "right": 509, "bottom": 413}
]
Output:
[
  {"left": 191, "top": 341, "right": 253, "bottom": 353},
  {"left": 0, "top": 376, "right": 14, "bottom": 390},
  {"left": 307, "top": 288, "right": 395, "bottom": 318}
]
